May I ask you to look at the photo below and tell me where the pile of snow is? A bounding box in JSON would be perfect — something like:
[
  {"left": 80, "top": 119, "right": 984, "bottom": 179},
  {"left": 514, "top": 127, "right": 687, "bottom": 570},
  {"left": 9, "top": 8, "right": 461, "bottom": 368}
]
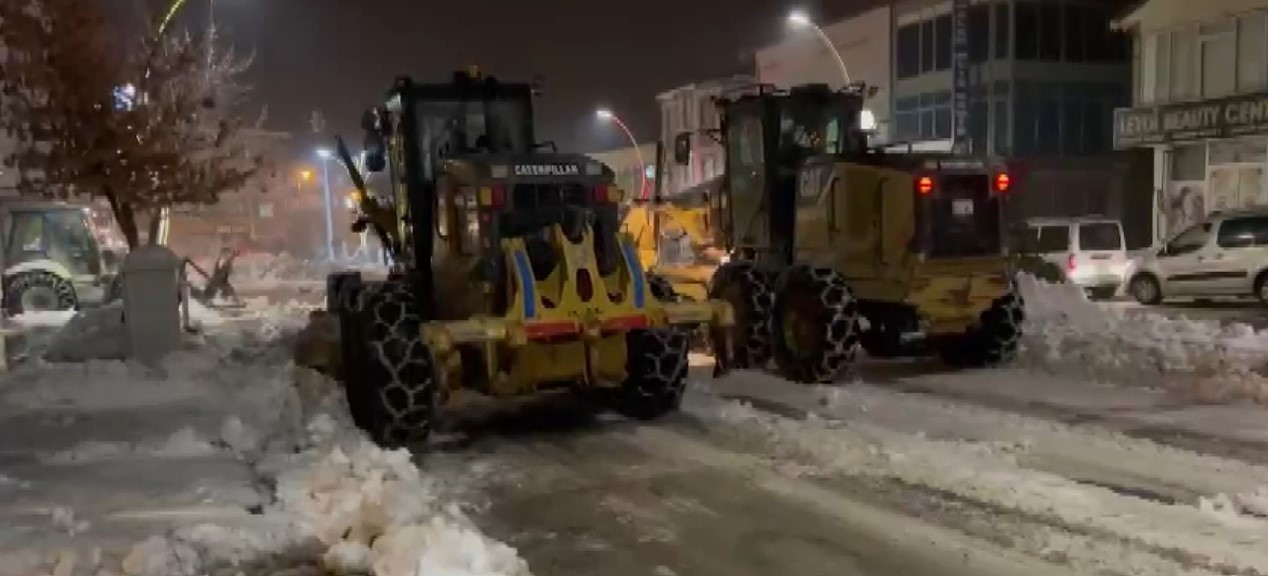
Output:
[
  {"left": 2, "top": 303, "right": 530, "bottom": 576},
  {"left": 9, "top": 311, "right": 79, "bottom": 329},
  {"left": 37, "top": 299, "right": 227, "bottom": 363},
  {"left": 1016, "top": 274, "right": 1268, "bottom": 402},
  {"left": 114, "top": 372, "right": 531, "bottom": 576}
]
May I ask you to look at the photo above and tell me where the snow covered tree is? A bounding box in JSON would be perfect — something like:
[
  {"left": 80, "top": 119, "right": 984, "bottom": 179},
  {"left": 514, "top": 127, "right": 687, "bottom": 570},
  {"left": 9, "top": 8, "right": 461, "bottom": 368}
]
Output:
[{"left": 0, "top": 0, "right": 262, "bottom": 249}]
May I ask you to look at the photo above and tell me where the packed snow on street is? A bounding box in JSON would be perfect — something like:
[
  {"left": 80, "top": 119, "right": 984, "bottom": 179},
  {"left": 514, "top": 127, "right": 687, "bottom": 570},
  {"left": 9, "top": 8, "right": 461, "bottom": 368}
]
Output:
[{"left": 6, "top": 267, "right": 1268, "bottom": 575}]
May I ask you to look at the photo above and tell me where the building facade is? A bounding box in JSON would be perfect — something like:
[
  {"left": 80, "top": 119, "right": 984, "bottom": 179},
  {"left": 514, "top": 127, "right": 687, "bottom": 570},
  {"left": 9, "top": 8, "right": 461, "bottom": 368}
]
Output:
[
  {"left": 1113, "top": 0, "right": 1268, "bottom": 244},
  {"left": 756, "top": 6, "right": 894, "bottom": 143},
  {"left": 891, "top": 0, "right": 1131, "bottom": 157},
  {"left": 587, "top": 143, "right": 658, "bottom": 199},
  {"left": 168, "top": 128, "right": 301, "bottom": 257},
  {"left": 751, "top": 0, "right": 1153, "bottom": 244},
  {"left": 656, "top": 75, "right": 753, "bottom": 196}
]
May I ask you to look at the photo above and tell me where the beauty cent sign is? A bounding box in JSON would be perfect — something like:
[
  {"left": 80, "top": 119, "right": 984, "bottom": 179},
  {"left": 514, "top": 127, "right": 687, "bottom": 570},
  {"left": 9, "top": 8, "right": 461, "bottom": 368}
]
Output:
[{"left": 1113, "top": 91, "right": 1268, "bottom": 148}]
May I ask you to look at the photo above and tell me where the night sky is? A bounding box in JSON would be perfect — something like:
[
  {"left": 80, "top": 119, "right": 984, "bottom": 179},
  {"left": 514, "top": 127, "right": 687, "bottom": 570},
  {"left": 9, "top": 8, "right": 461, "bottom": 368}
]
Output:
[{"left": 167, "top": 0, "right": 873, "bottom": 160}]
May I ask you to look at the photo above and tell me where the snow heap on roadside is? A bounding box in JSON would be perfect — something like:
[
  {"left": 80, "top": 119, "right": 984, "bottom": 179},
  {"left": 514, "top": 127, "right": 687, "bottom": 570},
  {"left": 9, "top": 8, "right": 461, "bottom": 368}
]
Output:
[
  {"left": 1, "top": 301, "right": 529, "bottom": 576},
  {"left": 1016, "top": 274, "right": 1268, "bottom": 402}
]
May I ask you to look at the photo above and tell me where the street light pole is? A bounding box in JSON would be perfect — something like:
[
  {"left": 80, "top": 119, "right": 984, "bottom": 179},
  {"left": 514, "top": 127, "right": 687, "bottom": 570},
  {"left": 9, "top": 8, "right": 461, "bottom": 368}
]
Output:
[
  {"left": 316, "top": 149, "right": 336, "bottom": 262},
  {"left": 596, "top": 109, "right": 649, "bottom": 200}
]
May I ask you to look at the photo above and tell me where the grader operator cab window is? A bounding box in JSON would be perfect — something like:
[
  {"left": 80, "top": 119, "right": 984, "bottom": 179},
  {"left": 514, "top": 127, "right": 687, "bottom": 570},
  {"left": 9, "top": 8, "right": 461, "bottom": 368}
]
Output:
[
  {"left": 777, "top": 93, "right": 866, "bottom": 159},
  {"left": 416, "top": 98, "right": 533, "bottom": 161}
]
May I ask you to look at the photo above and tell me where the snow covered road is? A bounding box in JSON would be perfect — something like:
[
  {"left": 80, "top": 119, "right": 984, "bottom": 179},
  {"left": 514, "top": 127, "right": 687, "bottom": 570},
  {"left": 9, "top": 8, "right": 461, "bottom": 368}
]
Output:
[
  {"left": 423, "top": 357, "right": 1268, "bottom": 576},
  {"left": 425, "top": 398, "right": 1080, "bottom": 576},
  {"left": 8, "top": 273, "right": 1268, "bottom": 575}
]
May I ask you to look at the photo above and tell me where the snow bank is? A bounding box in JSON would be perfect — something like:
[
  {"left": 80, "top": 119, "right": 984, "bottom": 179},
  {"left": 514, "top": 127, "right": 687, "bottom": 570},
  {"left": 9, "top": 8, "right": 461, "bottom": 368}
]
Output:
[
  {"left": 2, "top": 302, "right": 529, "bottom": 576},
  {"left": 36, "top": 297, "right": 227, "bottom": 363},
  {"left": 693, "top": 393, "right": 1268, "bottom": 576},
  {"left": 114, "top": 374, "right": 530, "bottom": 576},
  {"left": 10, "top": 311, "right": 77, "bottom": 329},
  {"left": 1016, "top": 274, "right": 1268, "bottom": 402}
]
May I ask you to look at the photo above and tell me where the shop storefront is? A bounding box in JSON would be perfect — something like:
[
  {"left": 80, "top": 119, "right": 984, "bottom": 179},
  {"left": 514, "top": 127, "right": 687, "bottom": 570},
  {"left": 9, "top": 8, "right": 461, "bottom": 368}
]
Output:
[{"left": 1114, "top": 91, "right": 1268, "bottom": 243}]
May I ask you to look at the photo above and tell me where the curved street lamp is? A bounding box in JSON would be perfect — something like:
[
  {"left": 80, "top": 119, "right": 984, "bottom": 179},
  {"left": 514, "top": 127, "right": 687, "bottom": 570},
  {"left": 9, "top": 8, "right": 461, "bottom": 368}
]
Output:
[
  {"left": 596, "top": 108, "right": 649, "bottom": 201},
  {"left": 786, "top": 10, "right": 851, "bottom": 86},
  {"left": 787, "top": 10, "right": 880, "bottom": 133}
]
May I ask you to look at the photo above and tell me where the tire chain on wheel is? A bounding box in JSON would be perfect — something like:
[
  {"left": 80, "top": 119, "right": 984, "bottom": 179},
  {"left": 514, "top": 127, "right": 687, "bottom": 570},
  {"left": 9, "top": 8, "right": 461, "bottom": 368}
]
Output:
[
  {"left": 709, "top": 262, "right": 775, "bottom": 369},
  {"left": 615, "top": 327, "right": 690, "bottom": 420},
  {"left": 346, "top": 280, "right": 440, "bottom": 447},
  {"left": 5, "top": 271, "right": 77, "bottom": 315},
  {"left": 940, "top": 290, "right": 1025, "bottom": 368},
  {"left": 979, "top": 291, "right": 1024, "bottom": 364},
  {"left": 771, "top": 265, "right": 861, "bottom": 384}
]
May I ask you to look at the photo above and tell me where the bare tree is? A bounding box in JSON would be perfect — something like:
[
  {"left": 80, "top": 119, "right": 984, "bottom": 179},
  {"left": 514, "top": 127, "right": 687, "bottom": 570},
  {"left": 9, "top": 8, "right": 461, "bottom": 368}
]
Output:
[{"left": 0, "top": 0, "right": 262, "bottom": 249}]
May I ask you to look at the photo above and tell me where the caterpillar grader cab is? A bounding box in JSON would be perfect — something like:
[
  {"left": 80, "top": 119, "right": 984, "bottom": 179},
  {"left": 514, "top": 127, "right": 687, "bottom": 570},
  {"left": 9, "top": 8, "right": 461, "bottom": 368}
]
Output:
[
  {"left": 678, "top": 82, "right": 1023, "bottom": 383},
  {"left": 307, "top": 69, "right": 733, "bottom": 447}
]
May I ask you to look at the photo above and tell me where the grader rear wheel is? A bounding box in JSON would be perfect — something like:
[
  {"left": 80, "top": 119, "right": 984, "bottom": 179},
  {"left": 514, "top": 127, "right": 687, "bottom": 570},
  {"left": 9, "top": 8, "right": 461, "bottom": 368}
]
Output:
[
  {"left": 340, "top": 280, "right": 441, "bottom": 448},
  {"left": 770, "top": 265, "right": 860, "bottom": 384},
  {"left": 707, "top": 262, "right": 774, "bottom": 370},
  {"left": 934, "top": 291, "right": 1025, "bottom": 368}
]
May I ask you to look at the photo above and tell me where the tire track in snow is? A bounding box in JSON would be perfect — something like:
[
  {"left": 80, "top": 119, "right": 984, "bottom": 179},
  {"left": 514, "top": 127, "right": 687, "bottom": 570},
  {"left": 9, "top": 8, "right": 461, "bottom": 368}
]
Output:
[
  {"left": 705, "top": 364, "right": 1268, "bottom": 516},
  {"left": 633, "top": 419, "right": 1230, "bottom": 576},
  {"left": 447, "top": 411, "right": 1094, "bottom": 576},
  {"left": 685, "top": 391, "right": 1268, "bottom": 576}
]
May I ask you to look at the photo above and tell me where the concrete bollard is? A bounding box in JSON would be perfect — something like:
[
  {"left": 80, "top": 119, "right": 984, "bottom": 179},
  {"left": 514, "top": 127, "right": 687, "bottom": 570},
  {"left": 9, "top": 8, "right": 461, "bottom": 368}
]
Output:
[{"left": 121, "top": 245, "right": 182, "bottom": 364}]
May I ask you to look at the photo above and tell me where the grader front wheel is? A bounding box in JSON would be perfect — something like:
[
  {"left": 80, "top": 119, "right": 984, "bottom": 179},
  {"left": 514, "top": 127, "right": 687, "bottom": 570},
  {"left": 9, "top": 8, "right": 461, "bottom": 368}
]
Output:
[
  {"left": 612, "top": 328, "right": 690, "bottom": 420},
  {"left": 770, "top": 265, "right": 860, "bottom": 384},
  {"left": 707, "top": 262, "right": 775, "bottom": 370},
  {"left": 340, "top": 280, "right": 441, "bottom": 448}
]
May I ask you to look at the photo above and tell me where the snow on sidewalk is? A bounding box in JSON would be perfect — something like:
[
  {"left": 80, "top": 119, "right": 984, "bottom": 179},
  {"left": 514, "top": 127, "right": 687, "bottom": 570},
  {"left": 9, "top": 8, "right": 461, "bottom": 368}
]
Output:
[
  {"left": 0, "top": 303, "right": 528, "bottom": 576},
  {"left": 1016, "top": 274, "right": 1268, "bottom": 402}
]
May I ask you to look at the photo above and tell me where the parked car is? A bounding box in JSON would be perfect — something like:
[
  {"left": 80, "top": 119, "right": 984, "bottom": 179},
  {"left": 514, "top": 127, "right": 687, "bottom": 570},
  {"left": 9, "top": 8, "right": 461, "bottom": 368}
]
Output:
[
  {"left": 1023, "top": 217, "right": 1129, "bottom": 299},
  {"left": 1127, "top": 207, "right": 1268, "bottom": 305}
]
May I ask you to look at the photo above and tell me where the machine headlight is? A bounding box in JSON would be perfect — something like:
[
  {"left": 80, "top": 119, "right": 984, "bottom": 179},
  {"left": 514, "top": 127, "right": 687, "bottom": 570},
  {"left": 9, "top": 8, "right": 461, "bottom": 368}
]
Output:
[{"left": 859, "top": 109, "right": 877, "bottom": 132}]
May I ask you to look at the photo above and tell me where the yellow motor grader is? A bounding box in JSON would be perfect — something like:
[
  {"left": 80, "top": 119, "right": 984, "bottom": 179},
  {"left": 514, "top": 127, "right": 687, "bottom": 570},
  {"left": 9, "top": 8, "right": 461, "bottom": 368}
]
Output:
[
  {"left": 684, "top": 82, "right": 1024, "bottom": 383},
  {"left": 298, "top": 70, "right": 733, "bottom": 447}
]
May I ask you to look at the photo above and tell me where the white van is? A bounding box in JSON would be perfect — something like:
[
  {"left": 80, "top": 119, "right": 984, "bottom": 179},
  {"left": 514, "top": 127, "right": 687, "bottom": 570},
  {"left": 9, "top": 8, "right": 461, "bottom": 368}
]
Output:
[
  {"left": 1126, "top": 207, "right": 1268, "bottom": 305},
  {"left": 1024, "top": 217, "right": 1130, "bottom": 299}
]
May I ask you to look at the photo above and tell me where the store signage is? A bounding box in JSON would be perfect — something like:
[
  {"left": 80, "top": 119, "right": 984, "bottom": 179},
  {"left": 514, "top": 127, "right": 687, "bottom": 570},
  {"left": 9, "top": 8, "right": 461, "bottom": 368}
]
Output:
[
  {"left": 950, "top": 0, "right": 970, "bottom": 153},
  {"left": 1113, "top": 91, "right": 1268, "bottom": 148}
]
